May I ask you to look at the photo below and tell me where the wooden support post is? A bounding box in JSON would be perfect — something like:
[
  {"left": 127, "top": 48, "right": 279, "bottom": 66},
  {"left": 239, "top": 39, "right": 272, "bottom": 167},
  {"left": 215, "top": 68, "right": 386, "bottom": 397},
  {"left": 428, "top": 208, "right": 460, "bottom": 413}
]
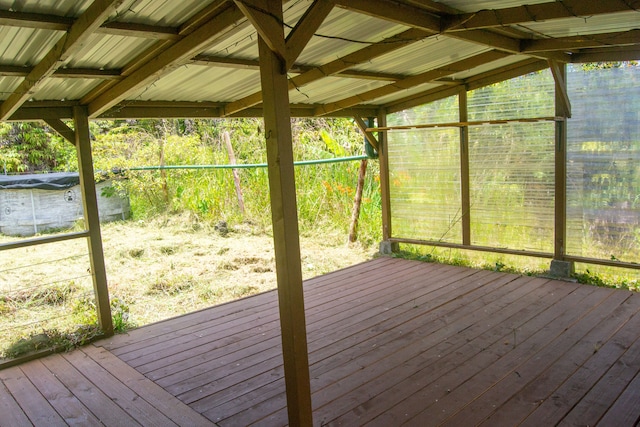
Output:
[
  {"left": 377, "top": 109, "right": 393, "bottom": 243},
  {"left": 73, "top": 106, "right": 113, "bottom": 336},
  {"left": 553, "top": 63, "right": 570, "bottom": 268},
  {"left": 256, "top": 3, "right": 312, "bottom": 425},
  {"left": 458, "top": 88, "right": 471, "bottom": 245}
]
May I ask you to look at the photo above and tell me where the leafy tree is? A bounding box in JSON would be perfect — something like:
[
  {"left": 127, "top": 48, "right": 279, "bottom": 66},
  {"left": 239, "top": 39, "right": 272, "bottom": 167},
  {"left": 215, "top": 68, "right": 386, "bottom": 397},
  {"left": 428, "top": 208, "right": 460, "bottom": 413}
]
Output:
[{"left": 0, "top": 122, "right": 76, "bottom": 173}]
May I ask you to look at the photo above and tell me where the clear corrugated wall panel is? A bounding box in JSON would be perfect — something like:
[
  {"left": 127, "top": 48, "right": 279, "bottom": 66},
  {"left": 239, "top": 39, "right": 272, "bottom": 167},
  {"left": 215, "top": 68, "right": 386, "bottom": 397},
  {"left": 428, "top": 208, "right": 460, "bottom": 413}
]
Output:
[
  {"left": 467, "top": 70, "right": 555, "bottom": 252},
  {"left": 469, "top": 122, "right": 555, "bottom": 252},
  {"left": 566, "top": 64, "right": 640, "bottom": 263},
  {"left": 468, "top": 70, "right": 555, "bottom": 121},
  {"left": 388, "top": 128, "right": 462, "bottom": 243}
]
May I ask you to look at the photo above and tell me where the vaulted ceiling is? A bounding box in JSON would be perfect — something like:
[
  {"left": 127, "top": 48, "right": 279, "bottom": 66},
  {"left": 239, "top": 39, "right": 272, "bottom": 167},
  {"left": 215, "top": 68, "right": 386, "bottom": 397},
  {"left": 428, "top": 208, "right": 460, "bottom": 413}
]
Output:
[{"left": 0, "top": 0, "right": 638, "bottom": 122}]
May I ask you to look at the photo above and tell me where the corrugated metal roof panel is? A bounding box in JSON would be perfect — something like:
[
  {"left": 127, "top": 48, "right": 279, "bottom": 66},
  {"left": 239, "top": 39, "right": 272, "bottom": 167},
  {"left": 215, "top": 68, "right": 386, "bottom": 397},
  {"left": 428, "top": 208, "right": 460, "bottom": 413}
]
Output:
[
  {"left": 289, "top": 76, "right": 389, "bottom": 104},
  {"left": 33, "top": 78, "right": 102, "bottom": 101},
  {"left": 518, "top": 12, "right": 640, "bottom": 38},
  {"left": 102, "top": 0, "right": 216, "bottom": 27},
  {"left": 0, "top": 76, "right": 21, "bottom": 101},
  {"left": 450, "top": 54, "right": 538, "bottom": 80},
  {"left": 296, "top": 7, "right": 408, "bottom": 65},
  {"left": 123, "top": 65, "right": 260, "bottom": 103},
  {"left": 0, "top": 0, "right": 90, "bottom": 16},
  {"left": 65, "top": 34, "right": 157, "bottom": 69},
  {"left": 0, "top": 27, "right": 62, "bottom": 65},
  {"left": 201, "top": 4, "right": 407, "bottom": 65},
  {"left": 352, "top": 36, "right": 490, "bottom": 76},
  {"left": 362, "top": 82, "right": 441, "bottom": 106}
]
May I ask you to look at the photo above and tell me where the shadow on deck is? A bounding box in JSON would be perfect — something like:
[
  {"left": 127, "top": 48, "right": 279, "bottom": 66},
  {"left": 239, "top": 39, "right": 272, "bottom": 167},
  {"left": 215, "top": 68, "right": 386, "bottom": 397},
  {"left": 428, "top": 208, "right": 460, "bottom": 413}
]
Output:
[{"left": 3, "top": 257, "right": 640, "bottom": 426}]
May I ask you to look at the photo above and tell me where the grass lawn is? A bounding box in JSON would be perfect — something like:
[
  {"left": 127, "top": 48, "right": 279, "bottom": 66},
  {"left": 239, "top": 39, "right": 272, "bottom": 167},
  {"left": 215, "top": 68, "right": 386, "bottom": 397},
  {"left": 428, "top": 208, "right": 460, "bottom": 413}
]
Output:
[{"left": 0, "top": 215, "right": 377, "bottom": 357}]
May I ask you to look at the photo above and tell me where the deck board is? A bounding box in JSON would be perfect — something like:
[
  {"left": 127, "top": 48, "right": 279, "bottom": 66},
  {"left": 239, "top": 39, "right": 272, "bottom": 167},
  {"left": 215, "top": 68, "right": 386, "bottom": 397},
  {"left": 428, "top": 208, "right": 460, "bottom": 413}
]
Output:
[{"left": 3, "top": 257, "right": 640, "bottom": 426}]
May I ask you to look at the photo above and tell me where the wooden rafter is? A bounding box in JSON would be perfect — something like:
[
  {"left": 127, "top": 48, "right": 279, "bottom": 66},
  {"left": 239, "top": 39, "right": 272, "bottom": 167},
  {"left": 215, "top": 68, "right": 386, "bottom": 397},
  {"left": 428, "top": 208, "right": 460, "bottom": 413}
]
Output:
[
  {"left": 0, "top": 0, "right": 126, "bottom": 121},
  {"left": 0, "top": 8, "right": 179, "bottom": 39},
  {"left": 192, "top": 54, "right": 406, "bottom": 81},
  {"left": 0, "top": 9, "right": 72, "bottom": 31},
  {"left": 570, "top": 46, "right": 640, "bottom": 63},
  {"left": 548, "top": 59, "right": 572, "bottom": 118},
  {"left": 443, "top": 0, "right": 640, "bottom": 31},
  {"left": 315, "top": 50, "right": 509, "bottom": 116},
  {"left": 284, "top": 0, "right": 335, "bottom": 69},
  {"left": 235, "top": 0, "right": 334, "bottom": 71},
  {"left": 0, "top": 65, "right": 121, "bottom": 80},
  {"left": 223, "top": 27, "right": 430, "bottom": 116},
  {"left": 80, "top": 0, "right": 234, "bottom": 105},
  {"left": 87, "top": 4, "right": 245, "bottom": 117},
  {"left": 522, "top": 29, "right": 640, "bottom": 53},
  {"left": 333, "top": 0, "right": 440, "bottom": 33},
  {"left": 332, "top": 0, "right": 566, "bottom": 61},
  {"left": 353, "top": 116, "right": 379, "bottom": 152},
  {"left": 234, "top": 0, "right": 287, "bottom": 66},
  {"left": 44, "top": 118, "right": 75, "bottom": 144}
]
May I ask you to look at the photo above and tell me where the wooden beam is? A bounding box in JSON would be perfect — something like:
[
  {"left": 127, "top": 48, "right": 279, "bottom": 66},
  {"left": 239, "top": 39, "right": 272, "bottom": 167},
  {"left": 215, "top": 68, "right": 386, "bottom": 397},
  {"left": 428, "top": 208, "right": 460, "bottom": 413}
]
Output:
[
  {"left": 553, "top": 64, "right": 568, "bottom": 262},
  {"left": 223, "top": 27, "right": 430, "bottom": 116},
  {"left": 99, "top": 21, "right": 179, "bottom": 40},
  {"left": 333, "top": 0, "right": 440, "bottom": 33},
  {"left": 87, "top": 4, "right": 245, "bottom": 117},
  {"left": 333, "top": 0, "right": 535, "bottom": 58},
  {"left": 235, "top": 0, "right": 287, "bottom": 66},
  {"left": 448, "top": 29, "right": 521, "bottom": 53},
  {"left": 0, "top": 9, "right": 72, "bottom": 30},
  {"left": 257, "top": 2, "right": 312, "bottom": 425},
  {"left": 44, "top": 118, "right": 75, "bottom": 144},
  {"left": 443, "top": 0, "right": 640, "bottom": 31},
  {"left": 522, "top": 30, "right": 640, "bottom": 53},
  {"left": 315, "top": 50, "right": 508, "bottom": 116},
  {"left": 284, "top": 0, "right": 334, "bottom": 69},
  {"left": 353, "top": 116, "right": 379, "bottom": 152},
  {"left": 402, "top": 0, "right": 457, "bottom": 14},
  {"left": 73, "top": 105, "right": 113, "bottom": 337},
  {"left": 548, "top": 59, "right": 571, "bottom": 118},
  {"left": 0, "top": 0, "right": 125, "bottom": 120},
  {"left": 570, "top": 46, "right": 640, "bottom": 63},
  {"left": 458, "top": 87, "right": 471, "bottom": 245},
  {"left": 0, "top": 64, "right": 121, "bottom": 79},
  {"left": 0, "top": 9, "right": 180, "bottom": 39},
  {"left": 377, "top": 109, "right": 392, "bottom": 242},
  {"left": 8, "top": 106, "right": 75, "bottom": 122}
]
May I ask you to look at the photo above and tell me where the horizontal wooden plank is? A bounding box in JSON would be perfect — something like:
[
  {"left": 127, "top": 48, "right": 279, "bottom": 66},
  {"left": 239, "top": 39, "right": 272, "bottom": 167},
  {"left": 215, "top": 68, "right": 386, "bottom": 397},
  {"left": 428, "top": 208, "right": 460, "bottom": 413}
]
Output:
[{"left": 19, "top": 359, "right": 103, "bottom": 426}]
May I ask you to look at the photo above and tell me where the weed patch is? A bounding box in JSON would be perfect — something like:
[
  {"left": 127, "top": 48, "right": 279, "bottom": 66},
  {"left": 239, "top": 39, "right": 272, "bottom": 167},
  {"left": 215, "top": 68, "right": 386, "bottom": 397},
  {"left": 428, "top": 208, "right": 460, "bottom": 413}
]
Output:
[
  {"left": 146, "top": 275, "right": 196, "bottom": 295},
  {"left": 6, "top": 282, "right": 79, "bottom": 308},
  {"left": 3, "top": 325, "right": 103, "bottom": 359}
]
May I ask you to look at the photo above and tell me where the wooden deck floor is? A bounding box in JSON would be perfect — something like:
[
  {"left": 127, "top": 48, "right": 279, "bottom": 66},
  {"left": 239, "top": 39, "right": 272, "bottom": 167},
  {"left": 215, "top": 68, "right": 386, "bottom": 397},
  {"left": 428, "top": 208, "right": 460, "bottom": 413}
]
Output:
[{"left": 3, "top": 257, "right": 640, "bottom": 426}]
